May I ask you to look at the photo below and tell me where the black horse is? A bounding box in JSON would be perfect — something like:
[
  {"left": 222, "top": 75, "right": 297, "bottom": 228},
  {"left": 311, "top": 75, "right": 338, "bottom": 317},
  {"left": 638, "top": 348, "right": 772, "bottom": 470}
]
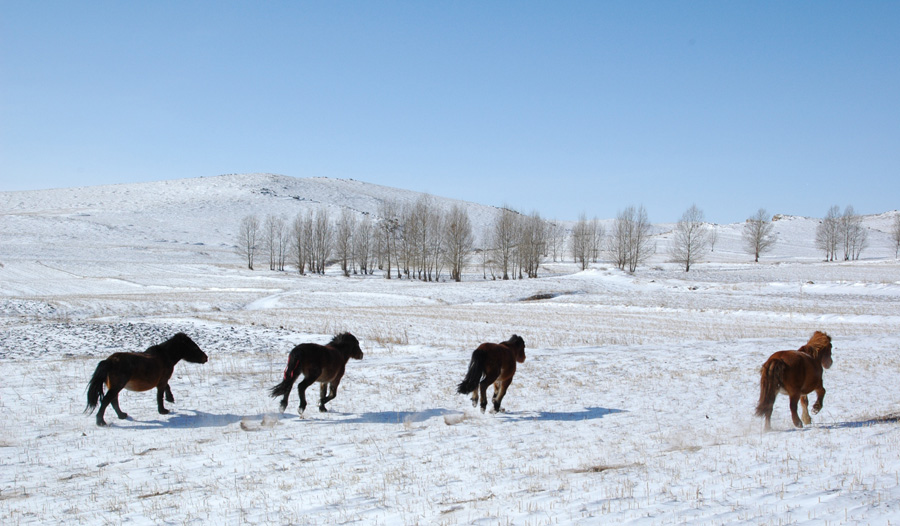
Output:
[
  {"left": 85, "top": 332, "right": 208, "bottom": 426},
  {"left": 270, "top": 332, "right": 364, "bottom": 415},
  {"left": 457, "top": 334, "right": 526, "bottom": 413}
]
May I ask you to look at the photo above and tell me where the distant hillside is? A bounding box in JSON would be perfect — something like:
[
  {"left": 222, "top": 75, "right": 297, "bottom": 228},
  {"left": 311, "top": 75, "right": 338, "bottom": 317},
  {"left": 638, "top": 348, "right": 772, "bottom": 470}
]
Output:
[
  {"left": 1, "top": 173, "right": 897, "bottom": 264},
  {"left": 0, "top": 173, "right": 504, "bottom": 263}
]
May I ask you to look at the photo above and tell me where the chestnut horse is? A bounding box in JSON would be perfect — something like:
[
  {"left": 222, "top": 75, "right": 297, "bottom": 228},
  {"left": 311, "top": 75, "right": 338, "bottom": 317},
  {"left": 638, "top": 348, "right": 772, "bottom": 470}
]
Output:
[
  {"left": 457, "top": 335, "right": 526, "bottom": 413},
  {"left": 270, "top": 332, "right": 364, "bottom": 415},
  {"left": 755, "top": 331, "right": 833, "bottom": 431},
  {"left": 85, "top": 332, "right": 208, "bottom": 426}
]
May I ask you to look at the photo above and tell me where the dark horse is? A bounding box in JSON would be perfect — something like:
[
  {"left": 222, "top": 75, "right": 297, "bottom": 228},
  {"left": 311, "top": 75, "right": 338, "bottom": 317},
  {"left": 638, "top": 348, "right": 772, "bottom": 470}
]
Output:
[
  {"left": 755, "top": 331, "right": 833, "bottom": 431},
  {"left": 269, "top": 332, "right": 364, "bottom": 415},
  {"left": 85, "top": 332, "right": 208, "bottom": 426},
  {"left": 457, "top": 335, "right": 526, "bottom": 413}
]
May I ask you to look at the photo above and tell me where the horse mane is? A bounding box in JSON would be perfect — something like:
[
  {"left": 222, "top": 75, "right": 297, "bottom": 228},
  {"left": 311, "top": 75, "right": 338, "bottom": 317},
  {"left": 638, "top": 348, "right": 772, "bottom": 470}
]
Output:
[
  {"left": 505, "top": 334, "right": 525, "bottom": 348},
  {"left": 799, "top": 331, "right": 831, "bottom": 358},
  {"left": 329, "top": 332, "right": 358, "bottom": 347}
]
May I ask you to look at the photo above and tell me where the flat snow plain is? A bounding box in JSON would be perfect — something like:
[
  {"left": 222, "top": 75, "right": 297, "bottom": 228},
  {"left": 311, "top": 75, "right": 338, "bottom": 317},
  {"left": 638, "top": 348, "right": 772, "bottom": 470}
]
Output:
[{"left": 2, "top": 177, "right": 900, "bottom": 525}]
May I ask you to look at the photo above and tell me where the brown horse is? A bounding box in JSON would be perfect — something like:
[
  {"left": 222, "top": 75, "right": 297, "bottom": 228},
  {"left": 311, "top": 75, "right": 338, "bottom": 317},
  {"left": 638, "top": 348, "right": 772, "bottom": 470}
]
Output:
[
  {"left": 270, "top": 332, "right": 364, "bottom": 415},
  {"left": 85, "top": 332, "right": 208, "bottom": 426},
  {"left": 755, "top": 331, "right": 833, "bottom": 431},
  {"left": 457, "top": 335, "right": 526, "bottom": 413}
]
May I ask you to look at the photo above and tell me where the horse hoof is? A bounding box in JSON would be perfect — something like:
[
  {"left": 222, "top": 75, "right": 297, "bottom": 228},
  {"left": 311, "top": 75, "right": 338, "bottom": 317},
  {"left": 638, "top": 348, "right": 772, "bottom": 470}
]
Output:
[
  {"left": 319, "top": 407, "right": 328, "bottom": 413},
  {"left": 117, "top": 413, "right": 128, "bottom": 420},
  {"left": 159, "top": 409, "right": 170, "bottom": 415},
  {"left": 96, "top": 420, "right": 108, "bottom": 427}
]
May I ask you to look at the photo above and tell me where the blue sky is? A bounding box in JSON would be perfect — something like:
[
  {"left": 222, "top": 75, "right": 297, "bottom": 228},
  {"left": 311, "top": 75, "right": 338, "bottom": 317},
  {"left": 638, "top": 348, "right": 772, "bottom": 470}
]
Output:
[{"left": 2, "top": 1, "right": 898, "bottom": 223}]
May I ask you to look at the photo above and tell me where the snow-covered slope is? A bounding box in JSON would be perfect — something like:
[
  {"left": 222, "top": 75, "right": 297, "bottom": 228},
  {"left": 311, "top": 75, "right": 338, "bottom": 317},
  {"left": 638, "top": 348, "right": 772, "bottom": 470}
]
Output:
[
  {"left": 0, "top": 173, "right": 505, "bottom": 263},
  {"left": 3, "top": 173, "right": 898, "bottom": 266}
]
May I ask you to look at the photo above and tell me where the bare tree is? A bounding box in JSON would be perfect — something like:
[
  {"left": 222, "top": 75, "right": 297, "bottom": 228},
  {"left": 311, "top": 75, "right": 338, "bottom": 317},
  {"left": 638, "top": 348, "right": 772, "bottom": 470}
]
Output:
[
  {"left": 892, "top": 214, "right": 900, "bottom": 259},
  {"left": 669, "top": 204, "right": 710, "bottom": 272},
  {"left": 815, "top": 205, "right": 841, "bottom": 261},
  {"left": 354, "top": 215, "right": 375, "bottom": 275},
  {"left": 397, "top": 201, "right": 419, "bottom": 279},
  {"left": 608, "top": 205, "right": 655, "bottom": 273},
  {"left": 261, "top": 214, "right": 287, "bottom": 271},
  {"left": 518, "top": 211, "right": 547, "bottom": 278},
  {"left": 290, "top": 211, "right": 312, "bottom": 275},
  {"left": 742, "top": 208, "right": 776, "bottom": 262},
  {"left": 492, "top": 207, "right": 518, "bottom": 280},
  {"left": 589, "top": 217, "right": 605, "bottom": 263},
  {"left": 236, "top": 214, "right": 260, "bottom": 270},
  {"left": 547, "top": 221, "right": 566, "bottom": 262},
  {"left": 839, "top": 205, "right": 868, "bottom": 261},
  {"left": 479, "top": 225, "right": 496, "bottom": 280},
  {"left": 310, "top": 209, "right": 332, "bottom": 274},
  {"left": 570, "top": 213, "right": 593, "bottom": 271},
  {"left": 278, "top": 217, "right": 290, "bottom": 271},
  {"left": 443, "top": 204, "right": 473, "bottom": 282},
  {"left": 427, "top": 207, "right": 446, "bottom": 281},
  {"left": 376, "top": 200, "right": 401, "bottom": 279},
  {"left": 335, "top": 208, "right": 356, "bottom": 277},
  {"left": 708, "top": 225, "right": 718, "bottom": 252}
]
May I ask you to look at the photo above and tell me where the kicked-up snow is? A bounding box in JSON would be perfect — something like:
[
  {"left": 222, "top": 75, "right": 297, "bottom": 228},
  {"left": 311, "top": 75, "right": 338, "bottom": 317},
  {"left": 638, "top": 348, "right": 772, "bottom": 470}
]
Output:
[{"left": 1, "top": 175, "right": 900, "bottom": 524}]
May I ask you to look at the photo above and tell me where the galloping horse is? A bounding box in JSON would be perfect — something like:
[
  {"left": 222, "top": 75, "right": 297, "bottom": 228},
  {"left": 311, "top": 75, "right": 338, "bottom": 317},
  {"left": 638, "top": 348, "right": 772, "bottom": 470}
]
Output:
[
  {"left": 457, "top": 335, "right": 526, "bottom": 413},
  {"left": 755, "top": 331, "right": 833, "bottom": 431},
  {"left": 270, "top": 332, "right": 364, "bottom": 415},
  {"left": 85, "top": 332, "right": 208, "bottom": 426}
]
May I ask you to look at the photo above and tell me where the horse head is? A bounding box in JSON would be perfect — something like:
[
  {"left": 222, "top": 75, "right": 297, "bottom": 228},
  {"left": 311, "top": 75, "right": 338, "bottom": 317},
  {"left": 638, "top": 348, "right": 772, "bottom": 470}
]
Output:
[
  {"left": 802, "top": 331, "right": 832, "bottom": 369},
  {"left": 507, "top": 334, "right": 526, "bottom": 363},
  {"left": 171, "top": 332, "right": 209, "bottom": 364},
  {"left": 332, "top": 332, "right": 364, "bottom": 360}
]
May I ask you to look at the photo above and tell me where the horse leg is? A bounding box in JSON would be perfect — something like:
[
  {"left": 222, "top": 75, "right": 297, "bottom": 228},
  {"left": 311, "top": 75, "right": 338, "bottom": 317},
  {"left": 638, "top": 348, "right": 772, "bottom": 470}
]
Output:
[
  {"left": 165, "top": 385, "right": 175, "bottom": 403},
  {"left": 319, "top": 380, "right": 340, "bottom": 412},
  {"left": 156, "top": 383, "right": 170, "bottom": 415},
  {"left": 295, "top": 372, "right": 318, "bottom": 415},
  {"left": 811, "top": 387, "right": 826, "bottom": 414},
  {"left": 800, "top": 395, "right": 812, "bottom": 425},
  {"left": 789, "top": 394, "right": 803, "bottom": 428},
  {"left": 492, "top": 377, "right": 513, "bottom": 413},
  {"left": 479, "top": 371, "right": 500, "bottom": 413},
  {"left": 110, "top": 396, "right": 128, "bottom": 420},
  {"left": 96, "top": 387, "right": 122, "bottom": 426},
  {"left": 470, "top": 390, "right": 479, "bottom": 408}
]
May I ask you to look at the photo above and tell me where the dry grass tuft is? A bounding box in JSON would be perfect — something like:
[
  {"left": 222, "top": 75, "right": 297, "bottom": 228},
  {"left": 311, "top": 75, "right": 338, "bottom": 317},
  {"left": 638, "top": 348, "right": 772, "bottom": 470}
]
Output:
[{"left": 570, "top": 463, "right": 637, "bottom": 474}]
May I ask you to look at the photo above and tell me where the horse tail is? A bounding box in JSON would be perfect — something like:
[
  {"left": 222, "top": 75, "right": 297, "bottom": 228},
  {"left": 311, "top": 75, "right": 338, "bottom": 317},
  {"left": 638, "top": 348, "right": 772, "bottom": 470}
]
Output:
[
  {"left": 270, "top": 349, "right": 303, "bottom": 399},
  {"left": 755, "top": 358, "right": 785, "bottom": 418},
  {"left": 457, "top": 349, "right": 486, "bottom": 395},
  {"left": 85, "top": 360, "right": 110, "bottom": 414}
]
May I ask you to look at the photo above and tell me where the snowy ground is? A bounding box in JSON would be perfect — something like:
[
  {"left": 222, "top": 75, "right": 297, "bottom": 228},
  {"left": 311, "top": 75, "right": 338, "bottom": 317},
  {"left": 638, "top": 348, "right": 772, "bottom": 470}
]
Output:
[{"left": 2, "top": 176, "right": 900, "bottom": 524}]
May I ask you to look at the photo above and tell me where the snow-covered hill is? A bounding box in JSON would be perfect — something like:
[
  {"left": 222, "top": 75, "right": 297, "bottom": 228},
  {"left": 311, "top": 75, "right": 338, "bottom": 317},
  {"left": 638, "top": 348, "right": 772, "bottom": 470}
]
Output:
[
  {"left": 2, "top": 173, "right": 898, "bottom": 266},
  {"left": 0, "top": 173, "right": 505, "bottom": 263}
]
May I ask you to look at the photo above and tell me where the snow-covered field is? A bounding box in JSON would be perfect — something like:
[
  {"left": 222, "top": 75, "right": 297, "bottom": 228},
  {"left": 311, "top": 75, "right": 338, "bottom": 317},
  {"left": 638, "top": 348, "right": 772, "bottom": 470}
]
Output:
[{"left": 2, "top": 174, "right": 900, "bottom": 524}]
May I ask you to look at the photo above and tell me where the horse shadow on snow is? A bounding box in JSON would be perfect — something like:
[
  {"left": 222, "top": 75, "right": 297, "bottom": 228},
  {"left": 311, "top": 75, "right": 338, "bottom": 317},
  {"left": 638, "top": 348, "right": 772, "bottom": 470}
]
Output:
[
  {"left": 285, "top": 406, "right": 624, "bottom": 425},
  {"left": 497, "top": 406, "right": 625, "bottom": 422},
  {"left": 102, "top": 407, "right": 625, "bottom": 428},
  {"left": 118, "top": 410, "right": 245, "bottom": 430}
]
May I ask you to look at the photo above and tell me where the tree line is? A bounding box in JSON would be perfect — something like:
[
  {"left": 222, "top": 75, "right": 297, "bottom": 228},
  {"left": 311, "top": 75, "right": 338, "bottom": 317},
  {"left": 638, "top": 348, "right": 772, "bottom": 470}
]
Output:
[{"left": 236, "top": 198, "right": 900, "bottom": 279}]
